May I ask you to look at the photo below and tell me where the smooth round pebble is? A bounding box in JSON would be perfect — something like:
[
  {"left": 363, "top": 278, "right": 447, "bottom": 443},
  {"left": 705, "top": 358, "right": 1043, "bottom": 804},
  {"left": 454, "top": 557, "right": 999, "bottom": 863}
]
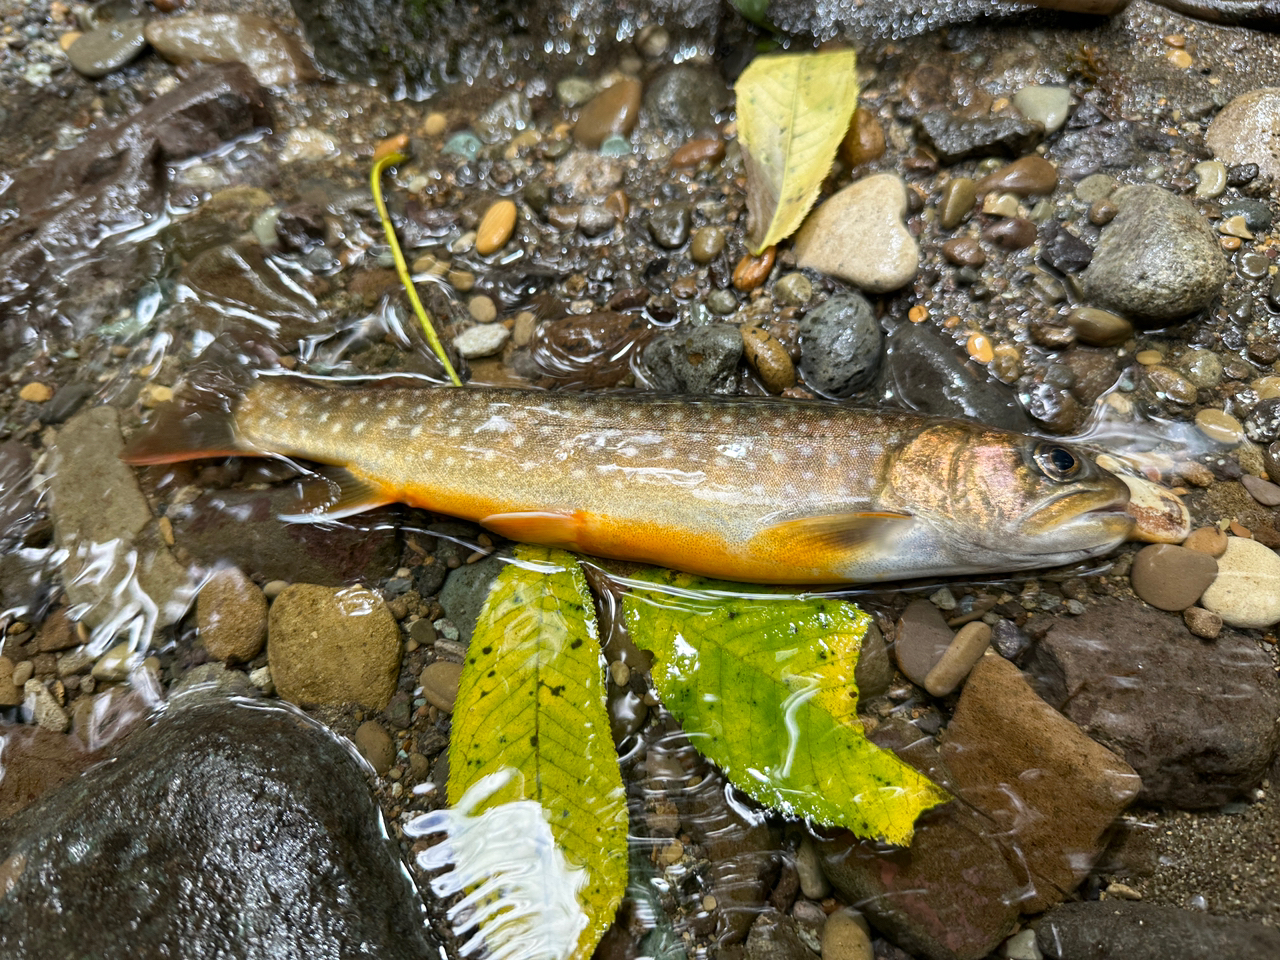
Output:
[
  {"left": 352, "top": 720, "right": 395, "bottom": 776},
  {"left": 1130, "top": 544, "right": 1218, "bottom": 611},
  {"left": 1199, "top": 537, "right": 1280, "bottom": 628},
  {"left": 467, "top": 294, "right": 498, "bottom": 323},
  {"left": 475, "top": 199, "right": 517, "bottom": 255},
  {"left": 942, "top": 236, "right": 985, "bottom": 267},
  {"left": 741, "top": 326, "right": 796, "bottom": 393},
  {"left": 773, "top": 272, "right": 812, "bottom": 306},
  {"left": 793, "top": 173, "right": 918, "bottom": 293},
  {"left": 690, "top": 226, "right": 725, "bottom": 264},
  {"left": 1067, "top": 307, "right": 1132, "bottom": 347},
  {"left": 419, "top": 660, "right": 463, "bottom": 712},
  {"left": 197, "top": 567, "right": 268, "bottom": 663},
  {"left": 821, "top": 908, "right": 873, "bottom": 960},
  {"left": 1207, "top": 88, "right": 1280, "bottom": 180},
  {"left": 574, "top": 77, "right": 642, "bottom": 148},
  {"left": 1192, "top": 159, "right": 1227, "bottom": 198},
  {"left": 453, "top": 323, "right": 510, "bottom": 359},
  {"left": 939, "top": 177, "right": 977, "bottom": 229},
  {"left": 1013, "top": 85, "right": 1071, "bottom": 133},
  {"left": 974, "top": 155, "right": 1058, "bottom": 196},
  {"left": 894, "top": 599, "right": 953, "bottom": 687},
  {"left": 923, "top": 621, "right": 991, "bottom": 696},
  {"left": 1195, "top": 409, "right": 1244, "bottom": 445},
  {"left": 65, "top": 19, "right": 147, "bottom": 79},
  {"left": 1182, "top": 525, "right": 1228, "bottom": 558},
  {"left": 1242, "top": 474, "right": 1280, "bottom": 506}
]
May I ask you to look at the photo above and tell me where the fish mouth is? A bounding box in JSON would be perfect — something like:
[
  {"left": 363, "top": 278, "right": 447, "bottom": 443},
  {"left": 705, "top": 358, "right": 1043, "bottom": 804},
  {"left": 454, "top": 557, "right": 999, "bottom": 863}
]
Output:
[{"left": 1024, "top": 485, "right": 1134, "bottom": 540}]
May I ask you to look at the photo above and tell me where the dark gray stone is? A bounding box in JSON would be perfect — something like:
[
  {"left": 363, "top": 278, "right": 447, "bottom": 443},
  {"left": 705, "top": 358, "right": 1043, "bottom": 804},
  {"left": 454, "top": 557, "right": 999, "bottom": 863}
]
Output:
[
  {"left": 1081, "top": 186, "right": 1228, "bottom": 325},
  {"left": 647, "top": 203, "right": 692, "bottom": 249},
  {"left": 1040, "top": 222, "right": 1093, "bottom": 274},
  {"left": 38, "top": 382, "right": 95, "bottom": 426},
  {"left": 1221, "top": 198, "right": 1273, "bottom": 233},
  {"left": 1037, "top": 901, "right": 1280, "bottom": 960},
  {"left": 917, "top": 111, "right": 1043, "bottom": 163},
  {"left": 641, "top": 324, "right": 743, "bottom": 394},
  {"left": 1245, "top": 398, "right": 1280, "bottom": 443},
  {"left": 1051, "top": 120, "right": 1138, "bottom": 180},
  {"left": 168, "top": 487, "right": 401, "bottom": 587},
  {"left": 1026, "top": 600, "right": 1280, "bottom": 809},
  {"left": 641, "top": 65, "right": 730, "bottom": 139},
  {"left": 877, "top": 321, "right": 1033, "bottom": 432},
  {"left": 798, "top": 292, "right": 882, "bottom": 398},
  {"left": 0, "top": 699, "right": 439, "bottom": 959},
  {"left": 438, "top": 553, "right": 506, "bottom": 646},
  {"left": 0, "top": 441, "right": 35, "bottom": 550}
]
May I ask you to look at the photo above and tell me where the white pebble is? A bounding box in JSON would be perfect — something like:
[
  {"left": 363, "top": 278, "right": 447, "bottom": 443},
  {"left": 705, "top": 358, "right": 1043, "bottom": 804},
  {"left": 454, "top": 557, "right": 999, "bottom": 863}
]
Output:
[
  {"left": 453, "top": 323, "right": 511, "bottom": 359},
  {"left": 1199, "top": 538, "right": 1280, "bottom": 628}
]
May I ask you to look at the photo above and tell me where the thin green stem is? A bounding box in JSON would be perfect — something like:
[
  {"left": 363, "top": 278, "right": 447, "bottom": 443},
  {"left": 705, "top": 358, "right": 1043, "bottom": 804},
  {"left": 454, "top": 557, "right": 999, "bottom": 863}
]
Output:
[{"left": 370, "top": 137, "right": 462, "bottom": 387}]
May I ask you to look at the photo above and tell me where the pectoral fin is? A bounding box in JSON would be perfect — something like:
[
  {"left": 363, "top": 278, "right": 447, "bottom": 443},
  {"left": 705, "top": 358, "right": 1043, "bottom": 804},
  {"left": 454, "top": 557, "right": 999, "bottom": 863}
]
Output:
[
  {"left": 281, "top": 465, "right": 396, "bottom": 521},
  {"left": 751, "top": 510, "right": 914, "bottom": 565}
]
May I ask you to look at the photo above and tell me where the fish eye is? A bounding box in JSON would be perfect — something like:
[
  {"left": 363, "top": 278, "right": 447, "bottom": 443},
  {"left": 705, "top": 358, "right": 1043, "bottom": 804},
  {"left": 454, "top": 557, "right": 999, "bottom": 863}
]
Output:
[{"left": 1034, "top": 443, "right": 1082, "bottom": 481}]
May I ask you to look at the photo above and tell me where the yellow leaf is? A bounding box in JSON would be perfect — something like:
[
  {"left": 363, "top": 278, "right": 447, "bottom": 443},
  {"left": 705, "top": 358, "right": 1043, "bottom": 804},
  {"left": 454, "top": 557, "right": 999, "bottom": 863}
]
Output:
[
  {"left": 736, "top": 49, "right": 859, "bottom": 253},
  {"left": 622, "top": 569, "right": 949, "bottom": 845},
  {"left": 445, "top": 546, "right": 628, "bottom": 960}
]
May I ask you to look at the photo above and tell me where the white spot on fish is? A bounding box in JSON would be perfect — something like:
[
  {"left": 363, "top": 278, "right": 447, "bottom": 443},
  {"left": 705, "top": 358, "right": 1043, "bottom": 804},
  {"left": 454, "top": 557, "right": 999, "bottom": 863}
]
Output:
[
  {"left": 662, "top": 448, "right": 675, "bottom": 460},
  {"left": 445, "top": 456, "right": 455, "bottom": 466},
  {"left": 413, "top": 405, "right": 427, "bottom": 416},
  {"left": 317, "top": 412, "right": 330, "bottom": 424},
  {"left": 717, "top": 441, "right": 750, "bottom": 459},
  {"left": 410, "top": 425, "right": 423, "bottom": 438},
  {"left": 448, "top": 426, "right": 462, "bottom": 438},
  {"left": 619, "top": 445, "right": 638, "bottom": 458},
  {"left": 512, "top": 435, "right": 525, "bottom": 448},
  {"left": 571, "top": 467, "right": 586, "bottom": 479},
  {"left": 769, "top": 450, "right": 787, "bottom": 465},
  {"left": 353, "top": 421, "right": 366, "bottom": 434},
  {"left": 330, "top": 422, "right": 342, "bottom": 434}
]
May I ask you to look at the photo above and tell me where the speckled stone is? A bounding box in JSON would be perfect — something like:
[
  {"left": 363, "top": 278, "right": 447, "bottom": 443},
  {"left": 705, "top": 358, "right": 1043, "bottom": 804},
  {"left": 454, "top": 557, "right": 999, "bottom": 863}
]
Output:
[
  {"left": 1199, "top": 537, "right": 1280, "bottom": 628},
  {"left": 1207, "top": 88, "right": 1280, "bottom": 180},
  {"left": 197, "top": 566, "right": 268, "bottom": 663},
  {"left": 1081, "top": 186, "right": 1228, "bottom": 324},
  {"left": 794, "top": 173, "right": 918, "bottom": 293}
]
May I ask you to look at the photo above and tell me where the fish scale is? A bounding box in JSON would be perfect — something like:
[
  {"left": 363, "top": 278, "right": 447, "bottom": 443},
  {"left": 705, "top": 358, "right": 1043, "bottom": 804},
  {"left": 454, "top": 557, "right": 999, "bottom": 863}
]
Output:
[{"left": 123, "top": 376, "right": 1134, "bottom": 584}]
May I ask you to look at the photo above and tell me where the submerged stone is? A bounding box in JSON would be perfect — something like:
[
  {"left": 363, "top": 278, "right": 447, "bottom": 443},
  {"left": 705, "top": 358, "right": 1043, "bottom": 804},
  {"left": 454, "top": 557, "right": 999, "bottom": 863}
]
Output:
[{"left": 0, "top": 700, "right": 439, "bottom": 959}]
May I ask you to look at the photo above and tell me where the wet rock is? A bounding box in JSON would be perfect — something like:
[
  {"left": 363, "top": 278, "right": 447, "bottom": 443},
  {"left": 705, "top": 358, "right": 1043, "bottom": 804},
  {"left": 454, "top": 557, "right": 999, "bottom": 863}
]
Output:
[
  {"left": 23, "top": 681, "right": 70, "bottom": 734},
  {"left": 1051, "top": 120, "right": 1137, "bottom": 180},
  {"left": 942, "top": 237, "right": 985, "bottom": 267},
  {"left": 975, "top": 156, "right": 1058, "bottom": 197},
  {"left": 893, "top": 599, "right": 953, "bottom": 687},
  {"left": 0, "top": 700, "right": 438, "bottom": 959},
  {"left": 1242, "top": 474, "right": 1280, "bottom": 506},
  {"left": 1119, "top": 473, "right": 1192, "bottom": 543},
  {"left": 1037, "top": 901, "right": 1280, "bottom": 960},
  {"left": 1066, "top": 307, "right": 1130, "bottom": 347},
  {"left": 1028, "top": 600, "right": 1280, "bottom": 808},
  {"left": 419, "top": 660, "right": 462, "bottom": 713},
  {"left": 475, "top": 91, "right": 531, "bottom": 143},
  {"left": 641, "top": 65, "right": 728, "bottom": 140},
  {"left": 167, "top": 487, "right": 400, "bottom": 586},
  {"left": 1206, "top": 87, "right": 1280, "bottom": 181},
  {"left": 1013, "top": 85, "right": 1070, "bottom": 134},
  {"left": 917, "top": 112, "right": 1042, "bottom": 163},
  {"left": 923, "top": 622, "right": 990, "bottom": 697},
  {"left": 438, "top": 554, "right": 505, "bottom": 647},
  {"left": 819, "top": 800, "right": 1021, "bottom": 960},
  {"left": 746, "top": 909, "right": 819, "bottom": 960},
  {"left": 453, "top": 323, "right": 510, "bottom": 359},
  {"left": 1039, "top": 222, "right": 1093, "bottom": 274},
  {"left": 641, "top": 324, "right": 743, "bottom": 394},
  {"left": 0, "top": 724, "right": 98, "bottom": 818},
  {"left": 938, "top": 177, "right": 977, "bottom": 229},
  {"left": 940, "top": 655, "right": 1140, "bottom": 914},
  {"left": 528, "top": 311, "right": 655, "bottom": 389},
  {"left": 38, "top": 382, "right": 95, "bottom": 426},
  {"left": 0, "top": 442, "right": 35, "bottom": 549},
  {"left": 797, "top": 292, "right": 882, "bottom": 397},
  {"left": 878, "top": 322, "right": 1032, "bottom": 432},
  {"left": 794, "top": 173, "right": 918, "bottom": 293},
  {"left": 49, "top": 408, "right": 192, "bottom": 629},
  {"left": 822, "top": 908, "right": 874, "bottom": 960},
  {"left": 352, "top": 719, "right": 394, "bottom": 776},
  {"left": 741, "top": 325, "right": 797, "bottom": 393},
  {"left": 575, "top": 78, "right": 642, "bottom": 148},
  {"left": 554, "top": 150, "right": 625, "bottom": 200},
  {"left": 1081, "top": 186, "right": 1228, "bottom": 324},
  {"left": 1199, "top": 537, "right": 1280, "bottom": 629},
  {"left": 1184, "top": 525, "right": 1229, "bottom": 557},
  {"left": 647, "top": 202, "right": 692, "bottom": 248},
  {"left": 145, "top": 14, "right": 317, "bottom": 87},
  {"left": 1183, "top": 606, "right": 1223, "bottom": 640},
  {"left": 267, "top": 584, "right": 402, "bottom": 711},
  {"left": 984, "top": 218, "right": 1036, "bottom": 250},
  {"left": 1222, "top": 198, "right": 1274, "bottom": 233},
  {"left": 1244, "top": 397, "right": 1280, "bottom": 443},
  {"left": 841, "top": 106, "right": 886, "bottom": 167},
  {"left": 0, "top": 64, "right": 270, "bottom": 347},
  {"left": 1129, "top": 544, "right": 1217, "bottom": 612},
  {"left": 197, "top": 566, "right": 268, "bottom": 663},
  {"left": 65, "top": 18, "right": 147, "bottom": 78}
]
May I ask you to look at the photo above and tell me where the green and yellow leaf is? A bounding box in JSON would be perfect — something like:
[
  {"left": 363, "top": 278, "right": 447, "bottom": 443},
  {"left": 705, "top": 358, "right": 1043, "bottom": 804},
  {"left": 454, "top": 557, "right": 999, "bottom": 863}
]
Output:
[
  {"left": 621, "top": 569, "right": 948, "bottom": 845},
  {"left": 736, "top": 48, "right": 859, "bottom": 253},
  {"left": 447, "top": 545, "right": 628, "bottom": 960}
]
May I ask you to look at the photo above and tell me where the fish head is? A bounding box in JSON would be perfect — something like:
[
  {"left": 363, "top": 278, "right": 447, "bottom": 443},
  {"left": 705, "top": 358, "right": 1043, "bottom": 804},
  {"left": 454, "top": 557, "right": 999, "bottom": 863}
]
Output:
[{"left": 888, "top": 424, "right": 1133, "bottom": 571}]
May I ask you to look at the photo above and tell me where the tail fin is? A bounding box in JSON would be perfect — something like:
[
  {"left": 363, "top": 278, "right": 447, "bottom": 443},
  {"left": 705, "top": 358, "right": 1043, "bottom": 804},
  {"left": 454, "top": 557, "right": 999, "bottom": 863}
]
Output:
[{"left": 119, "top": 396, "right": 247, "bottom": 465}]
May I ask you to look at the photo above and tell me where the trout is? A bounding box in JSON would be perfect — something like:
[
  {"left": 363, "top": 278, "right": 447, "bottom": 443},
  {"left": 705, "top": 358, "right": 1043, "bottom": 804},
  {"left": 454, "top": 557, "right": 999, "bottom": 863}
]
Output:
[{"left": 122, "top": 375, "right": 1133, "bottom": 583}]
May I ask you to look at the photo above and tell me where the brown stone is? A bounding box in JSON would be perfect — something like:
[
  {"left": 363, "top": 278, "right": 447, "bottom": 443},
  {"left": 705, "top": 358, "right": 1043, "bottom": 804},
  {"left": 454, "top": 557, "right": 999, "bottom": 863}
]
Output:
[
  {"left": 1129, "top": 543, "right": 1218, "bottom": 611},
  {"left": 1242, "top": 474, "right": 1280, "bottom": 506},
  {"left": 840, "top": 106, "right": 886, "bottom": 167},
  {"left": 975, "top": 156, "right": 1059, "bottom": 196},
  {"left": 574, "top": 77, "right": 642, "bottom": 148},
  {"left": 941, "top": 655, "right": 1141, "bottom": 913},
  {"left": 893, "top": 600, "right": 953, "bottom": 687},
  {"left": 983, "top": 217, "right": 1037, "bottom": 250},
  {"left": 1183, "top": 525, "right": 1228, "bottom": 558},
  {"left": 942, "top": 236, "right": 986, "bottom": 267}
]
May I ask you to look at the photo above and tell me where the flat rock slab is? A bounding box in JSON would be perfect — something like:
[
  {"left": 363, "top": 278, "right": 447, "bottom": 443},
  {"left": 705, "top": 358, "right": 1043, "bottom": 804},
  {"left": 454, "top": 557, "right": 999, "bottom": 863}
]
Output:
[
  {"left": 940, "top": 655, "right": 1140, "bottom": 915},
  {"left": 1037, "top": 900, "right": 1280, "bottom": 960},
  {"left": 49, "top": 407, "right": 192, "bottom": 629},
  {"left": 1027, "top": 600, "right": 1280, "bottom": 808},
  {"left": 0, "top": 699, "right": 438, "bottom": 960}
]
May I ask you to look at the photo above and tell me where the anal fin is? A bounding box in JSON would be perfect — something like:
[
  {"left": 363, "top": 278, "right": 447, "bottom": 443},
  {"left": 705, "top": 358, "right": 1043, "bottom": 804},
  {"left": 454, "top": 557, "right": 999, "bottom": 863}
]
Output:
[
  {"left": 480, "top": 511, "right": 584, "bottom": 549},
  {"left": 281, "top": 465, "right": 396, "bottom": 522}
]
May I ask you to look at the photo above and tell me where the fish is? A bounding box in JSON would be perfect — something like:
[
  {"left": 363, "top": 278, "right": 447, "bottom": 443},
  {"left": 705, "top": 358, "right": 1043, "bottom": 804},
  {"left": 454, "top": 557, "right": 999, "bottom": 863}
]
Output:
[{"left": 120, "top": 374, "right": 1134, "bottom": 584}]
